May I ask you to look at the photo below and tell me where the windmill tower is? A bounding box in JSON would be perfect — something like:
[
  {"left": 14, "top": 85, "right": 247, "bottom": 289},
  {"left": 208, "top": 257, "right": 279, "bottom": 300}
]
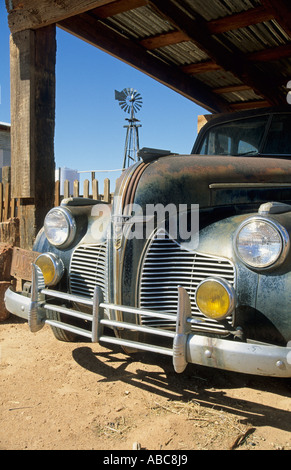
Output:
[{"left": 115, "top": 88, "right": 142, "bottom": 169}]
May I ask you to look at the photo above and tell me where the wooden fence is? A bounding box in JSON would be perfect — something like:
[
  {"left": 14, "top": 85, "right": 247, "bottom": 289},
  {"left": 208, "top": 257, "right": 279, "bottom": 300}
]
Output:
[
  {"left": 0, "top": 177, "right": 114, "bottom": 222},
  {"left": 54, "top": 177, "right": 113, "bottom": 206},
  {"left": 0, "top": 182, "right": 17, "bottom": 222}
]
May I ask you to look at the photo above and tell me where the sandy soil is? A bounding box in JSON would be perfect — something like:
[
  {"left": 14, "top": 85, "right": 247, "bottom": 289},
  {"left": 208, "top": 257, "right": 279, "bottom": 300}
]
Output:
[{"left": 1, "top": 315, "right": 291, "bottom": 451}]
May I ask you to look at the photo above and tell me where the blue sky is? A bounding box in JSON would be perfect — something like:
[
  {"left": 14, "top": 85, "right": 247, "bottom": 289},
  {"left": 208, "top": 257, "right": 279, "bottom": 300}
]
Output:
[{"left": 0, "top": 3, "right": 206, "bottom": 189}]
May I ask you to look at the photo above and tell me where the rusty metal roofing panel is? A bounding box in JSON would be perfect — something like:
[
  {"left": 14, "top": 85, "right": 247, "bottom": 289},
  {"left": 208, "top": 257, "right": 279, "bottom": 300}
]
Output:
[
  {"left": 56, "top": 0, "right": 291, "bottom": 111},
  {"left": 220, "top": 21, "right": 291, "bottom": 54},
  {"left": 152, "top": 42, "right": 210, "bottom": 66},
  {"left": 178, "top": 0, "right": 262, "bottom": 21},
  {"left": 102, "top": 5, "right": 174, "bottom": 40},
  {"left": 220, "top": 89, "right": 263, "bottom": 103},
  {"left": 194, "top": 70, "right": 243, "bottom": 88}
]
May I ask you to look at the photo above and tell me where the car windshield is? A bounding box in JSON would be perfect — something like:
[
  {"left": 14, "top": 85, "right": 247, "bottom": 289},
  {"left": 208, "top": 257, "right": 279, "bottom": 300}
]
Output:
[
  {"left": 196, "top": 115, "right": 269, "bottom": 156},
  {"left": 263, "top": 114, "right": 291, "bottom": 155}
]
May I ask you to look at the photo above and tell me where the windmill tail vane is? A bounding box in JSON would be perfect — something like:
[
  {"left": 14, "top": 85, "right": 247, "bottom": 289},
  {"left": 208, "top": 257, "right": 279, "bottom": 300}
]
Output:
[{"left": 115, "top": 88, "right": 143, "bottom": 169}]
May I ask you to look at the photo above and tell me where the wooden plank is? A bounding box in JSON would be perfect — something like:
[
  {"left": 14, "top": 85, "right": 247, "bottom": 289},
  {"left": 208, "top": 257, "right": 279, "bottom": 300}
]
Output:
[
  {"left": 213, "top": 84, "right": 251, "bottom": 94},
  {"left": 10, "top": 247, "right": 40, "bottom": 281},
  {"left": 0, "top": 183, "right": 3, "bottom": 223},
  {"left": 73, "top": 180, "right": 79, "bottom": 197},
  {"left": 181, "top": 61, "right": 221, "bottom": 75},
  {"left": 3, "top": 183, "right": 10, "bottom": 221},
  {"left": 55, "top": 179, "right": 60, "bottom": 207},
  {"left": 64, "top": 180, "right": 70, "bottom": 198},
  {"left": 10, "top": 199, "right": 15, "bottom": 219},
  {"left": 6, "top": 0, "right": 119, "bottom": 33},
  {"left": 248, "top": 44, "right": 291, "bottom": 63},
  {"left": 92, "top": 179, "right": 99, "bottom": 200},
  {"left": 207, "top": 6, "right": 274, "bottom": 34},
  {"left": 140, "top": 31, "right": 189, "bottom": 50},
  {"left": 229, "top": 100, "right": 270, "bottom": 111},
  {"left": 91, "top": 0, "right": 148, "bottom": 18},
  {"left": 83, "top": 179, "right": 90, "bottom": 198},
  {"left": 104, "top": 178, "right": 110, "bottom": 202}
]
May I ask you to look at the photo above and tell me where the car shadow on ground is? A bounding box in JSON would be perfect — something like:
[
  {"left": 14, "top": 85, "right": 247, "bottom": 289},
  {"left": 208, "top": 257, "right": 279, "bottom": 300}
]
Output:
[{"left": 72, "top": 342, "right": 291, "bottom": 435}]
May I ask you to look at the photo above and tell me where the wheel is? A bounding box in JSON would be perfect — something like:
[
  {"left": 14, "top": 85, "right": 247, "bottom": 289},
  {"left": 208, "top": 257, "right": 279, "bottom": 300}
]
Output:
[{"left": 46, "top": 309, "right": 78, "bottom": 342}]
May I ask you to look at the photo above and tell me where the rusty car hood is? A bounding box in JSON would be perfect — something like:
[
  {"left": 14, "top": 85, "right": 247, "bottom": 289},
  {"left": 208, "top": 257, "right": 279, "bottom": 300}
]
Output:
[{"left": 132, "top": 155, "right": 291, "bottom": 209}]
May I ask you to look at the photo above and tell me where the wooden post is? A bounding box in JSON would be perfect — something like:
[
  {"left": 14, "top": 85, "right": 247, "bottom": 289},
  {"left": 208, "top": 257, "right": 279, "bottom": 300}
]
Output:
[
  {"left": 92, "top": 179, "right": 99, "bottom": 200},
  {"left": 104, "top": 178, "right": 110, "bottom": 202},
  {"left": 10, "top": 25, "right": 56, "bottom": 249},
  {"left": 73, "top": 180, "right": 79, "bottom": 197},
  {"left": 83, "top": 179, "right": 90, "bottom": 198},
  {"left": 64, "top": 180, "right": 70, "bottom": 199}
]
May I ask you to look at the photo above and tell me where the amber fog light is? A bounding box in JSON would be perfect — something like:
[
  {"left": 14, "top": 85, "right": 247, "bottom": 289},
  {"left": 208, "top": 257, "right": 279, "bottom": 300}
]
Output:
[
  {"left": 196, "top": 278, "right": 235, "bottom": 321},
  {"left": 35, "top": 253, "right": 64, "bottom": 286}
]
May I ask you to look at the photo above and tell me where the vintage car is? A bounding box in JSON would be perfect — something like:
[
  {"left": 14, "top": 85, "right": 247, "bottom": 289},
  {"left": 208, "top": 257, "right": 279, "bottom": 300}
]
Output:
[{"left": 5, "top": 106, "right": 291, "bottom": 377}]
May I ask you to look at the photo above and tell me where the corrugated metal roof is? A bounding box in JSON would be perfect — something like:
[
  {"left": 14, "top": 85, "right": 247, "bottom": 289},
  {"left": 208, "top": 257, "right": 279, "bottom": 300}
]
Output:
[
  {"left": 220, "top": 21, "right": 290, "bottom": 53},
  {"left": 152, "top": 42, "right": 210, "bottom": 66},
  {"left": 55, "top": 0, "right": 291, "bottom": 112},
  {"left": 102, "top": 5, "right": 175, "bottom": 40},
  {"left": 178, "top": 0, "right": 262, "bottom": 21}
]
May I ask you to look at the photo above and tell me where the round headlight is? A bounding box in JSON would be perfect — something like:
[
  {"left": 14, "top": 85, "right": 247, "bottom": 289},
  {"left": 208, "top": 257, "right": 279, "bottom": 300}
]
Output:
[
  {"left": 35, "top": 253, "right": 64, "bottom": 286},
  {"left": 44, "top": 207, "right": 76, "bottom": 248},
  {"left": 196, "top": 278, "right": 235, "bottom": 321},
  {"left": 235, "top": 218, "right": 288, "bottom": 269}
]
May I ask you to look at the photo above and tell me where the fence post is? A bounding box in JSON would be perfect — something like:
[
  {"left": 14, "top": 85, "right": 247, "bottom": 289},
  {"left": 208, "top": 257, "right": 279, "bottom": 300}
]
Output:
[
  {"left": 55, "top": 180, "right": 60, "bottom": 206},
  {"left": 104, "top": 178, "right": 110, "bottom": 203},
  {"left": 83, "top": 179, "right": 90, "bottom": 198},
  {"left": 92, "top": 179, "right": 99, "bottom": 200},
  {"left": 73, "top": 180, "right": 79, "bottom": 197},
  {"left": 64, "top": 180, "right": 70, "bottom": 199},
  {"left": 0, "top": 183, "right": 3, "bottom": 222},
  {"left": 3, "top": 183, "right": 10, "bottom": 221}
]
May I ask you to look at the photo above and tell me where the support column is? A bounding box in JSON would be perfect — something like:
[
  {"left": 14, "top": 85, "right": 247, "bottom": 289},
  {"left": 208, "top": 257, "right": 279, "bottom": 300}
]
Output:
[{"left": 10, "top": 25, "right": 56, "bottom": 249}]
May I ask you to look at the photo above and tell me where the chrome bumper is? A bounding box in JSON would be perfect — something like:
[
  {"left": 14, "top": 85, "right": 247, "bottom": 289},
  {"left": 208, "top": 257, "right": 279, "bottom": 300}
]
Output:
[{"left": 4, "top": 269, "right": 291, "bottom": 378}]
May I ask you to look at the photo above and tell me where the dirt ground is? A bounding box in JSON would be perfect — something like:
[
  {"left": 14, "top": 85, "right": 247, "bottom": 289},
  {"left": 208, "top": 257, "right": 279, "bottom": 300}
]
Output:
[{"left": 1, "top": 315, "right": 291, "bottom": 451}]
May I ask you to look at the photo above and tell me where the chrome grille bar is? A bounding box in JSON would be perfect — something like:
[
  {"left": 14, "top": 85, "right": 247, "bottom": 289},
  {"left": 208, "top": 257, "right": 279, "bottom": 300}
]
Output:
[
  {"left": 139, "top": 232, "right": 235, "bottom": 332},
  {"left": 69, "top": 243, "right": 107, "bottom": 300}
]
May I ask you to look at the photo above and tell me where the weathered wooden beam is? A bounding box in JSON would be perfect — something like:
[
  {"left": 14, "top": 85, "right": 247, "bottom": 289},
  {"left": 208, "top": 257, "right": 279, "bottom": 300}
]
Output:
[
  {"left": 212, "top": 85, "right": 251, "bottom": 94},
  {"left": 182, "top": 43, "right": 291, "bottom": 77},
  {"left": 229, "top": 100, "right": 270, "bottom": 111},
  {"left": 181, "top": 62, "right": 221, "bottom": 74},
  {"left": 149, "top": 0, "right": 284, "bottom": 105},
  {"left": 5, "top": 0, "right": 118, "bottom": 33},
  {"left": 10, "top": 25, "right": 56, "bottom": 248},
  {"left": 58, "top": 13, "right": 231, "bottom": 113},
  {"left": 140, "top": 31, "right": 189, "bottom": 50},
  {"left": 91, "top": 0, "right": 148, "bottom": 18},
  {"left": 207, "top": 6, "right": 274, "bottom": 34},
  {"left": 248, "top": 44, "right": 291, "bottom": 62}
]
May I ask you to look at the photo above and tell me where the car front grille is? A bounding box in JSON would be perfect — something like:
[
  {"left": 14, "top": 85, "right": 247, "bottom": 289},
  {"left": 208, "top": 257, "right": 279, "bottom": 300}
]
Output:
[
  {"left": 139, "top": 231, "right": 236, "bottom": 334},
  {"left": 69, "top": 243, "right": 107, "bottom": 300}
]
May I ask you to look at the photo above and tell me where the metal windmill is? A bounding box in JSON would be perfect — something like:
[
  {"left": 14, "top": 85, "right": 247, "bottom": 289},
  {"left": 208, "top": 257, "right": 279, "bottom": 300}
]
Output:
[{"left": 115, "top": 88, "right": 143, "bottom": 169}]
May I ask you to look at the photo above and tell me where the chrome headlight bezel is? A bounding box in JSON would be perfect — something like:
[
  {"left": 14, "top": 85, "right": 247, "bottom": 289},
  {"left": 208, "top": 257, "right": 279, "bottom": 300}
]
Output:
[
  {"left": 196, "top": 277, "right": 236, "bottom": 321},
  {"left": 35, "top": 252, "right": 64, "bottom": 286},
  {"left": 234, "top": 216, "right": 290, "bottom": 271},
  {"left": 44, "top": 207, "right": 77, "bottom": 249}
]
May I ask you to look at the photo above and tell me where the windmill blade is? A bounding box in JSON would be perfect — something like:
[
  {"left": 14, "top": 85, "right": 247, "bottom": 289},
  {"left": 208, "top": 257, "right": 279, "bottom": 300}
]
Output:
[{"left": 115, "top": 87, "right": 143, "bottom": 114}]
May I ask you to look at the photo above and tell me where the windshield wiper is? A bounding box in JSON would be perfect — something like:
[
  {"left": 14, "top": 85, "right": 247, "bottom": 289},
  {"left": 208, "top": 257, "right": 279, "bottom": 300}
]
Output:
[{"left": 234, "top": 151, "right": 258, "bottom": 156}]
